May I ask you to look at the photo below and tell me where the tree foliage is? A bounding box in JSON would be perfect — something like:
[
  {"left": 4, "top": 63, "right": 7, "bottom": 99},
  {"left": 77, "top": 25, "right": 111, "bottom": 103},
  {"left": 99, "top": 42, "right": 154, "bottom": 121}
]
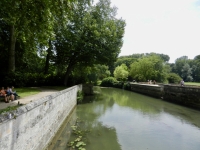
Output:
[
  {"left": 129, "top": 55, "right": 167, "bottom": 82},
  {"left": 167, "top": 73, "right": 182, "bottom": 84},
  {"left": 54, "top": 0, "right": 126, "bottom": 85},
  {"left": 114, "top": 64, "right": 129, "bottom": 81},
  {"left": 0, "top": 0, "right": 76, "bottom": 71}
]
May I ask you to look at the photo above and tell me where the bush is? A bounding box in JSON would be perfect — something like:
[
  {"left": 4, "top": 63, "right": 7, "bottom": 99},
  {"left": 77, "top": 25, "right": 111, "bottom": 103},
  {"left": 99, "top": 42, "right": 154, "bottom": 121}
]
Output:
[
  {"left": 113, "top": 81, "right": 123, "bottom": 88},
  {"left": 167, "top": 73, "right": 182, "bottom": 84},
  {"left": 100, "top": 77, "right": 117, "bottom": 87},
  {"left": 0, "top": 72, "right": 65, "bottom": 87},
  {"left": 2, "top": 71, "right": 27, "bottom": 87},
  {"left": 123, "top": 82, "right": 131, "bottom": 90},
  {"left": 77, "top": 90, "right": 84, "bottom": 103}
]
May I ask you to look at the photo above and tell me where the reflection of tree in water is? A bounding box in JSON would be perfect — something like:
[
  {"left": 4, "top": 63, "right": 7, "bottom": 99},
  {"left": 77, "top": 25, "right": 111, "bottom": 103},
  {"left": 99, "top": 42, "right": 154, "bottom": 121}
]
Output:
[
  {"left": 100, "top": 87, "right": 200, "bottom": 129},
  {"left": 101, "top": 87, "right": 161, "bottom": 115},
  {"left": 108, "top": 97, "right": 114, "bottom": 107}
]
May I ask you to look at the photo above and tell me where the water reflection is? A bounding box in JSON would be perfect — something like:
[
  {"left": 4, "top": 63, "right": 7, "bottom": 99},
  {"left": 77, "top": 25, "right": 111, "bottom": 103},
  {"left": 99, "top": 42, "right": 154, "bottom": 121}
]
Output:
[{"left": 47, "top": 87, "right": 200, "bottom": 150}]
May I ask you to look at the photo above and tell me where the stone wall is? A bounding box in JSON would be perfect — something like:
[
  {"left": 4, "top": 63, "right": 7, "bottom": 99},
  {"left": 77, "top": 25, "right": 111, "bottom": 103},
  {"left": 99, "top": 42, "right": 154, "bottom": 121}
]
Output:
[
  {"left": 0, "top": 85, "right": 81, "bottom": 150},
  {"left": 163, "top": 84, "right": 200, "bottom": 109},
  {"left": 130, "top": 83, "right": 200, "bottom": 110},
  {"left": 130, "top": 83, "right": 163, "bottom": 98}
]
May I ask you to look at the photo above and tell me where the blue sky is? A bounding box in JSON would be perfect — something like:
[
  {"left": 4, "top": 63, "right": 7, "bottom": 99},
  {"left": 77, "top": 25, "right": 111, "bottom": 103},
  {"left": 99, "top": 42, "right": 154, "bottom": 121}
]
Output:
[{"left": 108, "top": 0, "right": 200, "bottom": 63}]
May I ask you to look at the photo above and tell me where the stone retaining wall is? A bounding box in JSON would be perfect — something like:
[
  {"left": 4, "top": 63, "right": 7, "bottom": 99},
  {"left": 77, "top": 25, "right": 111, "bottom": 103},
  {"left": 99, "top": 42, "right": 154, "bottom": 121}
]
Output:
[
  {"left": 0, "top": 85, "right": 81, "bottom": 150},
  {"left": 130, "top": 83, "right": 163, "bottom": 98},
  {"left": 163, "top": 84, "right": 200, "bottom": 109},
  {"left": 130, "top": 83, "right": 200, "bottom": 110}
]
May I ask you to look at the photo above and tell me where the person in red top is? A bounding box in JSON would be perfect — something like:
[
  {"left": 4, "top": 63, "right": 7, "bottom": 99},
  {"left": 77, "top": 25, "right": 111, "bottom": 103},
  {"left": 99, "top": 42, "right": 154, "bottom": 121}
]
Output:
[{"left": 0, "top": 87, "right": 9, "bottom": 102}]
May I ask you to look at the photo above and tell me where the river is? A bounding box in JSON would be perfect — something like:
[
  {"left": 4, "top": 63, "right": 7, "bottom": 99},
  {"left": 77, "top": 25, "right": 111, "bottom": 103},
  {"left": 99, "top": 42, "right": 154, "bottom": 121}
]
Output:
[{"left": 47, "top": 86, "right": 200, "bottom": 150}]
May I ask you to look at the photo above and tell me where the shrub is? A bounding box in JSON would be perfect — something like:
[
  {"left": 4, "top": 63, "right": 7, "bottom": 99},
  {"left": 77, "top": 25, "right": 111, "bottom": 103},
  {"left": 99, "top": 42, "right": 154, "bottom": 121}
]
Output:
[
  {"left": 113, "top": 81, "right": 123, "bottom": 88},
  {"left": 123, "top": 82, "right": 131, "bottom": 90},
  {"left": 100, "top": 77, "right": 117, "bottom": 87},
  {"left": 77, "top": 90, "right": 84, "bottom": 103},
  {"left": 167, "top": 73, "right": 182, "bottom": 84}
]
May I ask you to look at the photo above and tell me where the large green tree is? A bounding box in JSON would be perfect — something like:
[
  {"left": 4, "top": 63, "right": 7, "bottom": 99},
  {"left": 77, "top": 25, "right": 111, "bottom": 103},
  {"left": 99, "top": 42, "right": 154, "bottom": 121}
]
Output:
[
  {"left": 129, "top": 55, "right": 167, "bottom": 82},
  {"left": 172, "top": 56, "right": 193, "bottom": 81},
  {"left": 191, "top": 55, "right": 200, "bottom": 82},
  {"left": 54, "top": 0, "right": 126, "bottom": 85},
  {"left": 0, "top": 0, "right": 75, "bottom": 72},
  {"left": 114, "top": 64, "right": 129, "bottom": 81}
]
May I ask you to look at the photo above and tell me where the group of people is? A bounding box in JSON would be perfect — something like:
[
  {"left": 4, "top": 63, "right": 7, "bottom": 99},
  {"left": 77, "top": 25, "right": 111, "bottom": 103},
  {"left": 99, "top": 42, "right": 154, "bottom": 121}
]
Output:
[
  {"left": 148, "top": 80, "right": 156, "bottom": 84},
  {"left": 0, "top": 86, "right": 20, "bottom": 103}
]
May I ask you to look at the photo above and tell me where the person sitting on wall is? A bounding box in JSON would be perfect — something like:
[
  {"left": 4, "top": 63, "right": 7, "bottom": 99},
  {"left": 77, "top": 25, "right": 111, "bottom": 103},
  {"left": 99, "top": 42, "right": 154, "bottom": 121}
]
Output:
[
  {"left": 153, "top": 80, "right": 156, "bottom": 84},
  {"left": 6, "top": 86, "right": 15, "bottom": 101},
  {"left": 180, "top": 79, "right": 184, "bottom": 86},
  {"left": 9, "top": 86, "right": 20, "bottom": 100},
  {"left": 0, "top": 87, "right": 9, "bottom": 103}
]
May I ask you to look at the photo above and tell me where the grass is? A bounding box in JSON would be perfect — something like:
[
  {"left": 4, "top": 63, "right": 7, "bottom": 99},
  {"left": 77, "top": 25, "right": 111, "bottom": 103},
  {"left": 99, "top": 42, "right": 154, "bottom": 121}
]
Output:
[
  {"left": 16, "top": 87, "right": 41, "bottom": 98},
  {"left": 16, "top": 86, "right": 67, "bottom": 98},
  {"left": 184, "top": 82, "right": 200, "bottom": 86},
  {"left": 0, "top": 105, "right": 22, "bottom": 114}
]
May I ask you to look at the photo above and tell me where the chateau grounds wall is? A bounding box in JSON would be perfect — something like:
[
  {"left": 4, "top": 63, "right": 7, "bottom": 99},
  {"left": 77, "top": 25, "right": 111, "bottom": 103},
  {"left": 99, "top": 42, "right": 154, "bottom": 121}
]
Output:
[
  {"left": 163, "top": 84, "right": 200, "bottom": 109},
  {"left": 0, "top": 85, "right": 82, "bottom": 150},
  {"left": 130, "top": 83, "right": 200, "bottom": 110},
  {"left": 130, "top": 83, "right": 163, "bottom": 99}
]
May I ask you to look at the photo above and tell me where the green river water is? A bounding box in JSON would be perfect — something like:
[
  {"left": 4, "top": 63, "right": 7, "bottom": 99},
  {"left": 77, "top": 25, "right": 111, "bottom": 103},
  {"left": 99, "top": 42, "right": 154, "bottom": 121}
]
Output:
[{"left": 47, "top": 87, "right": 200, "bottom": 150}]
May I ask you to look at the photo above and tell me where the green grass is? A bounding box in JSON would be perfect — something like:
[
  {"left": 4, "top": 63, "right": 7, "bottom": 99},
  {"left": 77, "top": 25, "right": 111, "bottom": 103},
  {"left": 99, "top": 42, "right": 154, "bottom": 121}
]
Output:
[
  {"left": 184, "top": 82, "right": 200, "bottom": 86},
  {"left": 16, "top": 87, "right": 41, "bottom": 98},
  {"left": 0, "top": 105, "right": 22, "bottom": 114}
]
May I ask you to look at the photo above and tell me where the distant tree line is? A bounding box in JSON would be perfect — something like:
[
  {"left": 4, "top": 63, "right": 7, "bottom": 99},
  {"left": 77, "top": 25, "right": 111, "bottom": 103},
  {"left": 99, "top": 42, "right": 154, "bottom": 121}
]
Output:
[{"left": 111, "top": 53, "right": 200, "bottom": 84}]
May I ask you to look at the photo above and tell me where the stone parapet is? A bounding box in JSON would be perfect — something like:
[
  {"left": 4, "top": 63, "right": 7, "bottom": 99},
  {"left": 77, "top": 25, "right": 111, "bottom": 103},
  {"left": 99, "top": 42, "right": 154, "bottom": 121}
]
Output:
[
  {"left": 163, "top": 84, "right": 200, "bottom": 109},
  {"left": 130, "top": 83, "right": 200, "bottom": 110},
  {"left": 0, "top": 85, "right": 81, "bottom": 150},
  {"left": 130, "top": 83, "right": 163, "bottom": 98}
]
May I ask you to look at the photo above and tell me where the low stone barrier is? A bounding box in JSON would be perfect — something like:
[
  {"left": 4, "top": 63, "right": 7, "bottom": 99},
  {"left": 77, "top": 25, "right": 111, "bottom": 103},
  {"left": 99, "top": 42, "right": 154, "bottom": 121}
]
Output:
[
  {"left": 0, "top": 85, "right": 82, "bottom": 150},
  {"left": 130, "top": 83, "right": 163, "bottom": 98},
  {"left": 163, "top": 84, "right": 200, "bottom": 109},
  {"left": 130, "top": 83, "right": 200, "bottom": 110}
]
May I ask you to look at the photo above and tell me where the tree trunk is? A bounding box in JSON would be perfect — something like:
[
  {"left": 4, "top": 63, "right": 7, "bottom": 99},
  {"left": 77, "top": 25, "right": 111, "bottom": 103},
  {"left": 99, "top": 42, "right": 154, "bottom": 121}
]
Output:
[
  {"left": 44, "top": 40, "right": 51, "bottom": 74},
  {"left": 8, "top": 25, "right": 16, "bottom": 72},
  {"left": 64, "top": 66, "right": 73, "bottom": 86}
]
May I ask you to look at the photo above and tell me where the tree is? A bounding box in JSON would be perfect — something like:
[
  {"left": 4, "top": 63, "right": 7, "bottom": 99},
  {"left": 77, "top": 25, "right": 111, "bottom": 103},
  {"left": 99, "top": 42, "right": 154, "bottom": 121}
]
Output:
[
  {"left": 114, "top": 64, "right": 129, "bottom": 81},
  {"left": 173, "top": 56, "right": 189, "bottom": 76},
  {"left": 191, "top": 55, "right": 200, "bottom": 82},
  {"left": 130, "top": 55, "right": 167, "bottom": 82},
  {"left": 115, "top": 57, "right": 137, "bottom": 69},
  {"left": 167, "top": 73, "right": 182, "bottom": 83},
  {"left": 181, "top": 63, "right": 193, "bottom": 81},
  {"left": 54, "top": 0, "right": 126, "bottom": 85},
  {"left": 0, "top": 0, "right": 76, "bottom": 72},
  {"left": 145, "top": 53, "right": 170, "bottom": 62}
]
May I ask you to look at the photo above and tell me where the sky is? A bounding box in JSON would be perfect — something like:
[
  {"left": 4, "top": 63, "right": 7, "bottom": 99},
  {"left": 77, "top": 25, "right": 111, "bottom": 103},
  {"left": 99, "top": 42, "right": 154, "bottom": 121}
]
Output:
[{"left": 108, "top": 0, "right": 200, "bottom": 63}]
